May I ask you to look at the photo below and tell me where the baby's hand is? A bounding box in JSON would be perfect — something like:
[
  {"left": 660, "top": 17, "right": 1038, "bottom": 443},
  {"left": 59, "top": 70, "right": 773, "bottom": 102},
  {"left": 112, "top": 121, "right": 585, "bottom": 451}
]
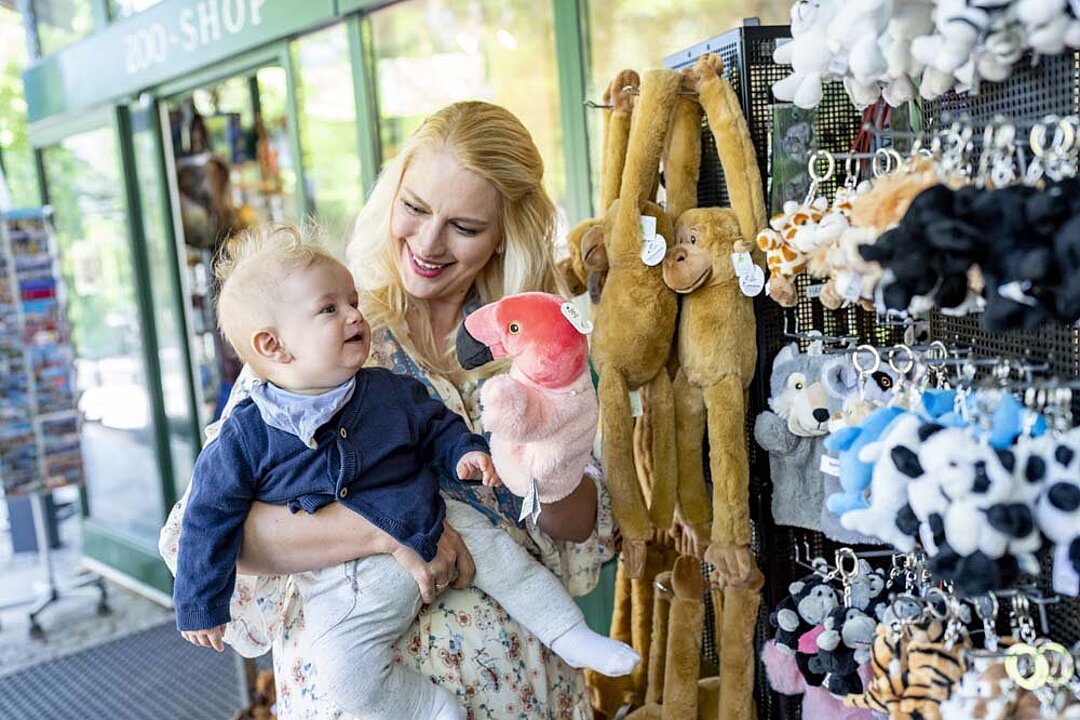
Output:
[
  {"left": 182, "top": 625, "right": 226, "bottom": 652},
  {"left": 457, "top": 451, "right": 502, "bottom": 488}
]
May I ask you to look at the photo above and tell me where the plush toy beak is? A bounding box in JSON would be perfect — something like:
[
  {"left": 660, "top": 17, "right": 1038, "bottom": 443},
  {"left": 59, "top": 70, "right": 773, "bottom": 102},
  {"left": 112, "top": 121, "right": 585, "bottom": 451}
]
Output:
[{"left": 456, "top": 324, "right": 494, "bottom": 370}]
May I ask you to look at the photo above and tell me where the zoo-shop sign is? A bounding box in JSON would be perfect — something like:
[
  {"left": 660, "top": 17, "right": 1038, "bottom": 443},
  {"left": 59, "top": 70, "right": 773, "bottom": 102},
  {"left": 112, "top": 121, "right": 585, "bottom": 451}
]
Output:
[{"left": 24, "top": 0, "right": 335, "bottom": 124}]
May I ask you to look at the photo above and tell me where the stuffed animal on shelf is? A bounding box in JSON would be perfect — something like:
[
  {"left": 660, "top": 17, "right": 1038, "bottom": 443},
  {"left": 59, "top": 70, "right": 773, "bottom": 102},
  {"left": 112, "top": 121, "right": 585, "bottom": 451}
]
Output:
[
  {"left": 753, "top": 343, "right": 836, "bottom": 531},
  {"left": 592, "top": 68, "right": 681, "bottom": 579},
  {"left": 456, "top": 291, "right": 596, "bottom": 507}
]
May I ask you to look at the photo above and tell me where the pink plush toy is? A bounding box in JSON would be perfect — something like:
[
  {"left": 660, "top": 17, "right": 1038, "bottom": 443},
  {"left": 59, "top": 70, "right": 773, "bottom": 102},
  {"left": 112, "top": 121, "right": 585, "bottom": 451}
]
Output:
[{"left": 456, "top": 292, "right": 597, "bottom": 508}]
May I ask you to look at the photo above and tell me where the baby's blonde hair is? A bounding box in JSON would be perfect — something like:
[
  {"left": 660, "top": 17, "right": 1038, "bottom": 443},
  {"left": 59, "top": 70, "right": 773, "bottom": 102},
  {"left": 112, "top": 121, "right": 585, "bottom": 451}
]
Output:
[
  {"left": 347, "top": 101, "right": 566, "bottom": 375},
  {"left": 215, "top": 222, "right": 339, "bottom": 365}
]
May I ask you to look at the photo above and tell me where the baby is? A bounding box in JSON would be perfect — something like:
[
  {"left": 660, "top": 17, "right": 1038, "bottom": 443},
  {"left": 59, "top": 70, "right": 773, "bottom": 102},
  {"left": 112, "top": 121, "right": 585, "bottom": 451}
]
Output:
[{"left": 173, "top": 223, "right": 638, "bottom": 720}]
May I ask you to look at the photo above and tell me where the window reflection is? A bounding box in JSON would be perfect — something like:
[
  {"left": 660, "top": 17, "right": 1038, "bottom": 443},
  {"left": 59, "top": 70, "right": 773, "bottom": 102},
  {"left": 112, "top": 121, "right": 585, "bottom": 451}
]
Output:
[
  {"left": 32, "top": 0, "right": 94, "bottom": 56},
  {"left": 370, "top": 0, "right": 567, "bottom": 219},
  {"left": 109, "top": 0, "right": 162, "bottom": 20},
  {"left": 293, "top": 23, "right": 363, "bottom": 260},
  {"left": 586, "top": 0, "right": 790, "bottom": 208},
  {"left": 45, "top": 127, "right": 165, "bottom": 543}
]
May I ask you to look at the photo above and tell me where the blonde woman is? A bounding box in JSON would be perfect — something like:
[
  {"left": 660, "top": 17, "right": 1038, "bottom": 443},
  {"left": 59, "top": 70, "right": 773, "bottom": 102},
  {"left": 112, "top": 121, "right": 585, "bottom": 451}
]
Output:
[{"left": 159, "top": 101, "right": 614, "bottom": 718}]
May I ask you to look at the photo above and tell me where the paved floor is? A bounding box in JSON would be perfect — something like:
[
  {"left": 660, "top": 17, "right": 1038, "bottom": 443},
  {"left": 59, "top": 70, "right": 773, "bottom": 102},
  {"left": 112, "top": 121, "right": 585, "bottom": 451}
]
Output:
[{"left": 0, "top": 488, "right": 173, "bottom": 678}]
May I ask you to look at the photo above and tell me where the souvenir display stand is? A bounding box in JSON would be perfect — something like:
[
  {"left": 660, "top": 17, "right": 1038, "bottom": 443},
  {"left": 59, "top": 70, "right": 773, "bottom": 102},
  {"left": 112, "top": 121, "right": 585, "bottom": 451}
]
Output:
[
  {"left": 653, "top": 22, "right": 1080, "bottom": 720},
  {"left": 0, "top": 208, "right": 108, "bottom": 636}
]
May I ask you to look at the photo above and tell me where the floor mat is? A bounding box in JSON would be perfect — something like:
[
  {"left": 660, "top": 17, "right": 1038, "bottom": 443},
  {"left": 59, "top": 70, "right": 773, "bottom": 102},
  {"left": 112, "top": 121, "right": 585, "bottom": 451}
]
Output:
[{"left": 0, "top": 621, "right": 245, "bottom": 719}]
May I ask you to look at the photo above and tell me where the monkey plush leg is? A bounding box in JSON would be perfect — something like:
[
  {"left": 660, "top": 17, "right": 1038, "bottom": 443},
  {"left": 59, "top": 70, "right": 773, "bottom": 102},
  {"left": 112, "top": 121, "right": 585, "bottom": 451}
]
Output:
[
  {"left": 673, "top": 369, "right": 712, "bottom": 558},
  {"left": 718, "top": 568, "right": 763, "bottom": 720},
  {"left": 645, "top": 571, "right": 674, "bottom": 706},
  {"left": 600, "top": 367, "right": 652, "bottom": 577},
  {"left": 628, "top": 543, "right": 667, "bottom": 703},
  {"left": 661, "top": 555, "right": 707, "bottom": 720},
  {"left": 647, "top": 370, "right": 678, "bottom": 534},
  {"left": 701, "top": 376, "right": 753, "bottom": 584},
  {"left": 633, "top": 384, "right": 654, "bottom": 504}
]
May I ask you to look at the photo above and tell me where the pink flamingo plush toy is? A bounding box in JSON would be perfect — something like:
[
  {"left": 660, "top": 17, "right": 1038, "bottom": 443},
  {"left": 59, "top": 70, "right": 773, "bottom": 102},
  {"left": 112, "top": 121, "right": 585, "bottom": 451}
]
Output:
[{"left": 456, "top": 292, "right": 597, "bottom": 512}]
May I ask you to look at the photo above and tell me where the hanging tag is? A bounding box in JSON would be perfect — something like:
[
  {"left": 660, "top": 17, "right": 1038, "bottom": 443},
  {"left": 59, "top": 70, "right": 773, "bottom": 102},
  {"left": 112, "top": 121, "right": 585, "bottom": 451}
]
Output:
[
  {"left": 731, "top": 251, "right": 754, "bottom": 279},
  {"left": 560, "top": 302, "right": 593, "bottom": 334},
  {"left": 641, "top": 234, "right": 666, "bottom": 266},
  {"left": 640, "top": 215, "right": 657, "bottom": 240},
  {"left": 804, "top": 283, "right": 823, "bottom": 299},
  {"left": 819, "top": 454, "right": 840, "bottom": 477},
  {"left": 629, "top": 389, "right": 644, "bottom": 417},
  {"left": 739, "top": 264, "right": 765, "bottom": 296},
  {"left": 837, "top": 271, "right": 862, "bottom": 302},
  {"left": 998, "top": 281, "right": 1038, "bottom": 307},
  {"left": 519, "top": 480, "right": 538, "bottom": 523}
]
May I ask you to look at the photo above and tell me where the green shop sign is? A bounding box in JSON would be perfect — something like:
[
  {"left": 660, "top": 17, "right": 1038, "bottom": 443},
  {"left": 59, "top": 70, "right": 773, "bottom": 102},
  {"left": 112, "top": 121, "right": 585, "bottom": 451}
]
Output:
[{"left": 24, "top": 0, "right": 336, "bottom": 124}]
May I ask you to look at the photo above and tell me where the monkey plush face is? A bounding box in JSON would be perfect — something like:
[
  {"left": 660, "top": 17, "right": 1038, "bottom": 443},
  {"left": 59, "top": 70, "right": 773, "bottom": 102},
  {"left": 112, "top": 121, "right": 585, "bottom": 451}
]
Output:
[{"left": 662, "top": 208, "right": 744, "bottom": 294}]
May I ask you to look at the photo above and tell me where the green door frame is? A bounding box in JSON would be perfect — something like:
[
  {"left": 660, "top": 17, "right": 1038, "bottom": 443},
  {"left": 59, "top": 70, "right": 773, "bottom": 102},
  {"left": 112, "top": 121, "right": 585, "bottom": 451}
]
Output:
[{"left": 32, "top": 107, "right": 181, "bottom": 594}]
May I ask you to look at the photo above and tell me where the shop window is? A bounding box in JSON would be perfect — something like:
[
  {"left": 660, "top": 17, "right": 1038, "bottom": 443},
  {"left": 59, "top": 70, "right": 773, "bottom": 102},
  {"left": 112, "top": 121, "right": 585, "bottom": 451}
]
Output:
[
  {"left": 0, "top": 7, "right": 40, "bottom": 208},
  {"left": 44, "top": 126, "right": 166, "bottom": 545},
  {"left": 585, "top": 0, "right": 790, "bottom": 208},
  {"left": 369, "top": 0, "right": 568, "bottom": 221},
  {"left": 109, "top": 0, "right": 162, "bottom": 20},
  {"left": 31, "top": 0, "right": 94, "bottom": 56},
  {"left": 293, "top": 23, "right": 363, "bottom": 260}
]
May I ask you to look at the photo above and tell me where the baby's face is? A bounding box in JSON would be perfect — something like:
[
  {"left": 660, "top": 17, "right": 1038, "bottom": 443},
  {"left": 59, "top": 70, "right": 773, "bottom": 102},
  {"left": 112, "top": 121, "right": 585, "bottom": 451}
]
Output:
[{"left": 273, "top": 260, "right": 369, "bottom": 392}]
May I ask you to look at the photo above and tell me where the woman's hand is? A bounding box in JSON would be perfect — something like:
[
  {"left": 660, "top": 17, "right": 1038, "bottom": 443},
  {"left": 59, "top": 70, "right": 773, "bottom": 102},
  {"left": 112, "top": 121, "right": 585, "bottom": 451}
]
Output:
[{"left": 391, "top": 520, "right": 476, "bottom": 603}]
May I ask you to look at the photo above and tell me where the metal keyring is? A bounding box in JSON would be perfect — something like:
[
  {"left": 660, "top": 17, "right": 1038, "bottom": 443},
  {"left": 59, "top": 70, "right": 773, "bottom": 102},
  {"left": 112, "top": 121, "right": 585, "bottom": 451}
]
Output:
[
  {"left": 835, "top": 547, "right": 859, "bottom": 581},
  {"left": 889, "top": 344, "right": 916, "bottom": 376},
  {"left": 924, "top": 587, "right": 950, "bottom": 621},
  {"left": 1038, "top": 641, "right": 1075, "bottom": 687},
  {"left": 852, "top": 344, "right": 881, "bottom": 375},
  {"left": 808, "top": 150, "right": 836, "bottom": 183},
  {"left": 1005, "top": 644, "right": 1051, "bottom": 690}
]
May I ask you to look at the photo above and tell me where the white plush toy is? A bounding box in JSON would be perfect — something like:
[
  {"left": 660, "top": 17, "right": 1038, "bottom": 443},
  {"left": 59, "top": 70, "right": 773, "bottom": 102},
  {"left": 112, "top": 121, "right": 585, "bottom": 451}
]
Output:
[
  {"left": 1035, "top": 428, "right": 1080, "bottom": 595},
  {"left": 1016, "top": 0, "right": 1080, "bottom": 55},
  {"left": 773, "top": 0, "right": 844, "bottom": 109},
  {"left": 841, "top": 412, "right": 924, "bottom": 550}
]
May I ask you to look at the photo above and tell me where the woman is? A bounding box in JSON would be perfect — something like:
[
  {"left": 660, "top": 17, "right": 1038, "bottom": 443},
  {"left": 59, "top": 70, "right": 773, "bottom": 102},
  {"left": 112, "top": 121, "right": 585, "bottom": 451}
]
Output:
[{"left": 159, "top": 101, "right": 614, "bottom": 718}]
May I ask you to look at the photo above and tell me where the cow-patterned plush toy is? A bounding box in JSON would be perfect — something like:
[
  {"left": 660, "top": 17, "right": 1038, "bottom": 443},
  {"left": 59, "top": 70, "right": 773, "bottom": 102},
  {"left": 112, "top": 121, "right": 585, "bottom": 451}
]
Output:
[
  {"left": 1035, "top": 428, "right": 1080, "bottom": 596},
  {"left": 754, "top": 343, "right": 837, "bottom": 531}
]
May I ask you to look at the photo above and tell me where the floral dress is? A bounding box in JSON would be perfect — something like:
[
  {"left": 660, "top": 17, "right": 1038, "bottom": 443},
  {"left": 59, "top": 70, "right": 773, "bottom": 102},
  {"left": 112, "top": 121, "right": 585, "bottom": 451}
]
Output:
[{"left": 158, "top": 326, "right": 615, "bottom": 719}]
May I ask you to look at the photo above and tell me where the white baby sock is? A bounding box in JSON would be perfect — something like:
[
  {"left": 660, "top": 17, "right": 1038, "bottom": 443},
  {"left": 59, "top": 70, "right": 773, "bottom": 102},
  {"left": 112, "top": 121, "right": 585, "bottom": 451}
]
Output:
[
  {"left": 430, "top": 686, "right": 466, "bottom": 720},
  {"left": 550, "top": 620, "right": 640, "bottom": 676}
]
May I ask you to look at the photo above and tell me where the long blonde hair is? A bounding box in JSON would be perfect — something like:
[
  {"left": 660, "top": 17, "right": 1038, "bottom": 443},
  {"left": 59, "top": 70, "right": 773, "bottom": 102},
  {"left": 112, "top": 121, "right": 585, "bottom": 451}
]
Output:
[{"left": 347, "top": 101, "right": 564, "bottom": 374}]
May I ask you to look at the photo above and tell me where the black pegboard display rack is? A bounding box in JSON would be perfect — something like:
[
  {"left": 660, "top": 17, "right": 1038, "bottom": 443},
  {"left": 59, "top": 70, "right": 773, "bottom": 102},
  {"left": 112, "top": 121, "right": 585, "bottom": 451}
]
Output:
[
  {"left": 921, "top": 51, "right": 1080, "bottom": 652},
  {"left": 666, "top": 23, "right": 877, "bottom": 720},
  {"left": 666, "top": 24, "right": 1080, "bottom": 720}
]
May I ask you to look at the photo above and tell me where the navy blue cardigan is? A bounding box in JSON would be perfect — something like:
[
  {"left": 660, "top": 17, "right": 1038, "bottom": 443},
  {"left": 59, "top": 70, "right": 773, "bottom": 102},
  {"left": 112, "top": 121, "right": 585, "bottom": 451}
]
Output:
[{"left": 174, "top": 367, "right": 488, "bottom": 632}]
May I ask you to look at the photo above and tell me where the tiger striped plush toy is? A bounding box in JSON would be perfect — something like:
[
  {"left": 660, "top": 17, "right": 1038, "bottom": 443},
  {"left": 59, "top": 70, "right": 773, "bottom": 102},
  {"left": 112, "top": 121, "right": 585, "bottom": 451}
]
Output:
[{"left": 844, "top": 617, "right": 966, "bottom": 720}]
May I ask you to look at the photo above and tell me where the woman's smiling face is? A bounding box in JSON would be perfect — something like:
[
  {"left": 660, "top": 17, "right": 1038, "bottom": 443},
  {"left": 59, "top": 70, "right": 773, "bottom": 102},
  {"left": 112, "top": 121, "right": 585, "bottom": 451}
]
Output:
[{"left": 390, "top": 147, "right": 502, "bottom": 306}]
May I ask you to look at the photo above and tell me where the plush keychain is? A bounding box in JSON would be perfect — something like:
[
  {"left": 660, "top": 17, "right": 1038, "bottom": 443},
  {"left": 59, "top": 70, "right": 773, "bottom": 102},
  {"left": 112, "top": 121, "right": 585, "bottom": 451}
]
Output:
[
  {"left": 810, "top": 606, "right": 877, "bottom": 696},
  {"left": 754, "top": 343, "right": 836, "bottom": 531},
  {"left": 1034, "top": 427, "right": 1080, "bottom": 595},
  {"left": 456, "top": 292, "right": 596, "bottom": 515}
]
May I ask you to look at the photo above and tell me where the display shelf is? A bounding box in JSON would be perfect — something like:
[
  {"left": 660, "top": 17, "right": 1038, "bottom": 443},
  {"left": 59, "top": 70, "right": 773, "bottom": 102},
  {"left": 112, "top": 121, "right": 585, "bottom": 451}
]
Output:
[{"left": 0, "top": 207, "right": 84, "bottom": 496}]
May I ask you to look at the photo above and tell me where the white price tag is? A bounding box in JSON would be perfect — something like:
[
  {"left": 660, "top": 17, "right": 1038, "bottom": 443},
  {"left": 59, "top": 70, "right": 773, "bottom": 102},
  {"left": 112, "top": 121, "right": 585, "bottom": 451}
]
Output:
[
  {"left": 640, "top": 215, "right": 657, "bottom": 239},
  {"left": 739, "top": 264, "right": 765, "bottom": 296},
  {"left": 819, "top": 454, "right": 840, "bottom": 477},
  {"left": 560, "top": 302, "right": 593, "bottom": 334},
  {"left": 518, "top": 478, "right": 542, "bottom": 523},
  {"left": 641, "top": 235, "right": 666, "bottom": 266},
  {"left": 804, "top": 283, "right": 823, "bottom": 299},
  {"left": 838, "top": 272, "right": 862, "bottom": 302},
  {"left": 629, "top": 389, "right": 644, "bottom": 417},
  {"left": 998, "top": 281, "right": 1038, "bottom": 307},
  {"left": 731, "top": 251, "right": 754, "bottom": 278}
]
